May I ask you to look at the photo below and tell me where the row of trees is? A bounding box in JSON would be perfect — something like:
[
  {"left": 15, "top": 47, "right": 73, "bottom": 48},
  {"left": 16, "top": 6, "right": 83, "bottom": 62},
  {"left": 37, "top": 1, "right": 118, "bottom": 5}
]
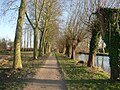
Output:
[
  {"left": 0, "top": 0, "right": 61, "bottom": 68},
  {"left": 0, "top": 0, "right": 119, "bottom": 80},
  {"left": 56, "top": 0, "right": 120, "bottom": 80},
  {"left": 56, "top": 0, "right": 90, "bottom": 60}
]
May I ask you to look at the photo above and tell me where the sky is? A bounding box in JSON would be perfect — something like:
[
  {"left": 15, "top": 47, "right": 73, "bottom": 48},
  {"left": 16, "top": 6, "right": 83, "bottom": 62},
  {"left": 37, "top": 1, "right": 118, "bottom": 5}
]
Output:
[
  {"left": 0, "top": 0, "right": 19, "bottom": 41},
  {"left": 0, "top": 0, "right": 119, "bottom": 42},
  {"left": 0, "top": 20, "right": 16, "bottom": 41}
]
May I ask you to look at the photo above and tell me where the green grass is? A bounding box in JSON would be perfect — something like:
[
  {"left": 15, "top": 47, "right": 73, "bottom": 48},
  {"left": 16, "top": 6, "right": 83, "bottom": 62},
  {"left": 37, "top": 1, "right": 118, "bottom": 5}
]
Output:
[
  {"left": 0, "top": 51, "right": 46, "bottom": 90},
  {"left": 0, "top": 50, "right": 13, "bottom": 55},
  {"left": 55, "top": 53, "right": 120, "bottom": 90}
]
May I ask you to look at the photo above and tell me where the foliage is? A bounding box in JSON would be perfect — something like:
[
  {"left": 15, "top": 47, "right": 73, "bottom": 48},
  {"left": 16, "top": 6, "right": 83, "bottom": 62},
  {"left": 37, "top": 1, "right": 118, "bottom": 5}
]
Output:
[
  {"left": 87, "top": 20, "right": 100, "bottom": 67},
  {"left": 89, "top": 21, "right": 100, "bottom": 54},
  {"left": 99, "top": 8, "right": 120, "bottom": 80},
  {"left": 56, "top": 53, "right": 120, "bottom": 90}
]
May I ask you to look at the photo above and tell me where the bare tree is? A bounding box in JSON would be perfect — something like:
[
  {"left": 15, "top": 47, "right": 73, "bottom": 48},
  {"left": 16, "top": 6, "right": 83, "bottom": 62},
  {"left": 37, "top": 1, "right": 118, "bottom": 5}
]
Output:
[
  {"left": 38, "top": 0, "right": 61, "bottom": 56},
  {"left": 25, "top": 0, "right": 45, "bottom": 59},
  {"left": 61, "top": 1, "right": 89, "bottom": 60}
]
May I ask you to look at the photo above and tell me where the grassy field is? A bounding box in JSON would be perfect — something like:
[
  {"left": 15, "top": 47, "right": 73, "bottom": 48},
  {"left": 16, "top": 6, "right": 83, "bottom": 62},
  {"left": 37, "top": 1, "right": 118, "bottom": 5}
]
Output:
[
  {"left": 55, "top": 53, "right": 120, "bottom": 90},
  {"left": 0, "top": 51, "right": 46, "bottom": 90}
]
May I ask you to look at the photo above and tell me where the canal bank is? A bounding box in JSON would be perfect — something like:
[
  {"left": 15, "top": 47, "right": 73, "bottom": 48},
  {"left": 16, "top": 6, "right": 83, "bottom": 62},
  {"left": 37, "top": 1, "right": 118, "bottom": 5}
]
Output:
[{"left": 77, "top": 53, "right": 110, "bottom": 73}]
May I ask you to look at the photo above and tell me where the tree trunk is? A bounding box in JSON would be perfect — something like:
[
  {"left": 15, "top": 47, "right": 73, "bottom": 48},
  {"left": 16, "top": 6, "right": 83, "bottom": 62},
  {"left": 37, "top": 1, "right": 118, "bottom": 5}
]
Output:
[
  {"left": 45, "top": 42, "right": 51, "bottom": 53},
  {"left": 63, "top": 47, "right": 66, "bottom": 55},
  {"left": 30, "top": 30, "right": 32, "bottom": 49},
  {"left": 104, "top": 28, "right": 120, "bottom": 80},
  {"left": 33, "top": 28, "right": 38, "bottom": 59},
  {"left": 27, "top": 29, "right": 29, "bottom": 50},
  {"left": 98, "top": 8, "right": 120, "bottom": 80},
  {"left": 39, "top": 13, "right": 49, "bottom": 56},
  {"left": 39, "top": 32, "right": 45, "bottom": 56},
  {"left": 65, "top": 44, "right": 70, "bottom": 57},
  {"left": 39, "top": 32, "right": 43, "bottom": 56},
  {"left": 102, "top": 42, "right": 105, "bottom": 53},
  {"left": 13, "top": 0, "right": 26, "bottom": 69},
  {"left": 87, "top": 53, "right": 95, "bottom": 67},
  {"left": 24, "top": 30, "right": 26, "bottom": 51},
  {"left": 87, "top": 27, "right": 100, "bottom": 67},
  {"left": 107, "top": 29, "right": 120, "bottom": 80},
  {"left": 71, "top": 45, "right": 76, "bottom": 60},
  {"left": 48, "top": 42, "right": 51, "bottom": 53},
  {"left": 44, "top": 42, "right": 47, "bottom": 54},
  {"left": 33, "top": 0, "right": 39, "bottom": 59}
]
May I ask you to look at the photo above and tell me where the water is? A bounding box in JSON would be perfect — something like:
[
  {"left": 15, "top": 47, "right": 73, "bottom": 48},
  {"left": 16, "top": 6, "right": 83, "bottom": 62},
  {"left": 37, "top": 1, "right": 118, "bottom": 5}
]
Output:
[{"left": 77, "top": 54, "right": 110, "bottom": 73}]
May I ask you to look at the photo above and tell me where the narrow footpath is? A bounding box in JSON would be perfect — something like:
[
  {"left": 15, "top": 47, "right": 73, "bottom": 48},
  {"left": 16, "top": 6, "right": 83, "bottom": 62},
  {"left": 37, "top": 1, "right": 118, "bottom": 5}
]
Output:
[{"left": 24, "top": 54, "right": 66, "bottom": 90}]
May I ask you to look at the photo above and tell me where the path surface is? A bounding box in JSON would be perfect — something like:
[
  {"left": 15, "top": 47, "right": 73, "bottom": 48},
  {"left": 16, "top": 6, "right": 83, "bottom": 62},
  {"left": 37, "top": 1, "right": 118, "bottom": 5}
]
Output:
[{"left": 24, "top": 54, "right": 66, "bottom": 90}]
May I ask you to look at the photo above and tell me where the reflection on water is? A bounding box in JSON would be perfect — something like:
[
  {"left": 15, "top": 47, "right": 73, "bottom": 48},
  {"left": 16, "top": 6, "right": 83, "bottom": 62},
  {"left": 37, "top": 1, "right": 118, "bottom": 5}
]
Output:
[{"left": 77, "top": 54, "right": 110, "bottom": 73}]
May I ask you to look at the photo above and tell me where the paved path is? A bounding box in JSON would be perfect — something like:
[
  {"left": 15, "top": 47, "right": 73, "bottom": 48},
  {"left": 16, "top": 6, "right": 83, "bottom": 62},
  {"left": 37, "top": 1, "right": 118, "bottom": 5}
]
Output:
[{"left": 24, "top": 54, "right": 66, "bottom": 90}]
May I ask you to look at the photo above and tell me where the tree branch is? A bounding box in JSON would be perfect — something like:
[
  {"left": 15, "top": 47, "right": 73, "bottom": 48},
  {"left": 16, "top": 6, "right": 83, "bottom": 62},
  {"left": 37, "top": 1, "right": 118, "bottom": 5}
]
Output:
[
  {"left": 38, "top": 0, "right": 45, "bottom": 22},
  {"left": 25, "top": 12, "right": 35, "bottom": 30}
]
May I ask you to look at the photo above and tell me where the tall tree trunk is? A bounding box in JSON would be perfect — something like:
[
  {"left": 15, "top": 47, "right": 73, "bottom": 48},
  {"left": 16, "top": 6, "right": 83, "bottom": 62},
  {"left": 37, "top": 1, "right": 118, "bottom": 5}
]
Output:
[
  {"left": 104, "top": 28, "right": 120, "bottom": 80},
  {"left": 13, "top": 0, "right": 26, "bottom": 69},
  {"left": 45, "top": 42, "right": 50, "bottom": 53},
  {"left": 34, "top": 28, "right": 38, "bottom": 59},
  {"left": 87, "top": 28, "right": 100, "bottom": 67},
  {"left": 39, "top": 31, "right": 45, "bottom": 56},
  {"left": 25, "top": 0, "right": 45, "bottom": 58},
  {"left": 39, "top": 16, "right": 48, "bottom": 56},
  {"left": 24, "top": 30, "right": 26, "bottom": 51},
  {"left": 39, "top": 32, "right": 43, "bottom": 56},
  {"left": 33, "top": 0, "right": 39, "bottom": 59},
  {"left": 44, "top": 42, "right": 46, "bottom": 54},
  {"left": 109, "top": 28, "right": 120, "bottom": 80},
  {"left": 27, "top": 29, "right": 29, "bottom": 50},
  {"left": 30, "top": 30, "right": 32, "bottom": 49},
  {"left": 98, "top": 8, "right": 120, "bottom": 80}
]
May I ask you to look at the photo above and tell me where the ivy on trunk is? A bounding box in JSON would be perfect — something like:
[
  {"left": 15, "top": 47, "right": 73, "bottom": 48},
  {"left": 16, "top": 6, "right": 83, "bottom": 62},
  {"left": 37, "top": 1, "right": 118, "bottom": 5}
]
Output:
[
  {"left": 99, "top": 8, "right": 120, "bottom": 80},
  {"left": 87, "top": 23, "right": 100, "bottom": 67}
]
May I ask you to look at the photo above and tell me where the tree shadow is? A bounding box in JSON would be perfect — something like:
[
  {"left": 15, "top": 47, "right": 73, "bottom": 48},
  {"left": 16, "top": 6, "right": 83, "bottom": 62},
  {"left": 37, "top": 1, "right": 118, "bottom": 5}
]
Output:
[
  {"left": 25, "top": 78, "right": 67, "bottom": 90},
  {"left": 66, "top": 79, "right": 110, "bottom": 84},
  {"left": 64, "top": 79, "right": 120, "bottom": 89},
  {"left": 24, "top": 78, "right": 64, "bottom": 84}
]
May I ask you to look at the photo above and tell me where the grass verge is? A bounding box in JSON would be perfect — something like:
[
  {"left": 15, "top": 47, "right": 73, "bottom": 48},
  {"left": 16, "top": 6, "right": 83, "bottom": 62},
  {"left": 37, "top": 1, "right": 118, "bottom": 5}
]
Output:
[
  {"left": 55, "top": 53, "right": 120, "bottom": 90},
  {"left": 0, "top": 51, "right": 46, "bottom": 90}
]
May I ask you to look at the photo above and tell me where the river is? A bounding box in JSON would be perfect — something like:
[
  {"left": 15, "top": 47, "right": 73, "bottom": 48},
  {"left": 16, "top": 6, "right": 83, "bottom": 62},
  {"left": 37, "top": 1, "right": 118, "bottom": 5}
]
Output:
[{"left": 77, "top": 54, "right": 110, "bottom": 73}]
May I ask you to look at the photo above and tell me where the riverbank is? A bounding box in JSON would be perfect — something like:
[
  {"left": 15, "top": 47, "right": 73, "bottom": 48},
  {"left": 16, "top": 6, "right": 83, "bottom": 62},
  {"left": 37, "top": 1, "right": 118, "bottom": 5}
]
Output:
[
  {"left": 55, "top": 53, "right": 120, "bottom": 90},
  {"left": 79, "top": 52, "right": 109, "bottom": 56},
  {"left": 77, "top": 53, "right": 110, "bottom": 73}
]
